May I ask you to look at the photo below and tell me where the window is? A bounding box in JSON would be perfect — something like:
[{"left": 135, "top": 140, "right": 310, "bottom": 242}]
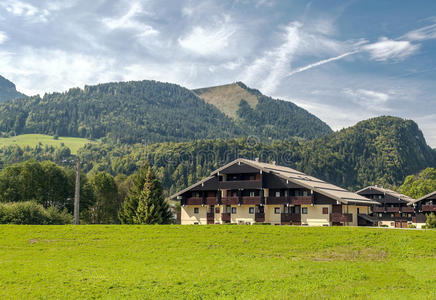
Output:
[
  {"left": 226, "top": 205, "right": 231, "bottom": 213},
  {"left": 378, "top": 213, "right": 383, "bottom": 217},
  {"left": 274, "top": 207, "right": 280, "bottom": 214},
  {"left": 231, "top": 207, "right": 237, "bottom": 214},
  {"left": 194, "top": 207, "right": 199, "bottom": 214},
  {"left": 322, "top": 207, "right": 328, "bottom": 214},
  {"left": 249, "top": 191, "right": 255, "bottom": 197},
  {"left": 303, "top": 190, "right": 308, "bottom": 196},
  {"left": 275, "top": 191, "right": 281, "bottom": 197},
  {"left": 302, "top": 207, "right": 308, "bottom": 214},
  {"left": 192, "top": 192, "right": 200, "bottom": 198},
  {"left": 249, "top": 207, "right": 255, "bottom": 214},
  {"left": 284, "top": 190, "right": 289, "bottom": 197},
  {"left": 215, "top": 207, "right": 220, "bottom": 213}
]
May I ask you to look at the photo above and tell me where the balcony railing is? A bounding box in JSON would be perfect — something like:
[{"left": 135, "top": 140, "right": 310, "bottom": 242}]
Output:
[
  {"left": 373, "top": 206, "right": 385, "bottom": 213},
  {"left": 386, "top": 207, "right": 400, "bottom": 213},
  {"left": 221, "top": 213, "right": 231, "bottom": 222},
  {"left": 267, "top": 196, "right": 312, "bottom": 205},
  {"left": 281, "top": 213, "right": 301, "bottom": 223},
  {"left": 400, "top": 206, "right": 414, "bottom": 213},
  {"left": 291, "top": 196, "right": 312, "bottom": 205},
  {"left": 185, "top": 197, "right": 202, "bottom": 205},
  {"left": 330, "top": 213, "right": 352, "bottom": 223},
  {"left": 241, "top": 196, "right": 261, "bottom": 205},
  {"left": 422, "top": 205, "right": 436, "bottom": 212},
  {"left": 221, "top": 197, "right": 239, "bottom": 205},
  {"left": 254, "top": 213, "right": 265, "bottom": 222}
]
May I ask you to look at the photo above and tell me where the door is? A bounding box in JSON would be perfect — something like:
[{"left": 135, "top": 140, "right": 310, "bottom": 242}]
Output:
[
  {"left": 401, "top": 221, "right": 408, "bottom": 228},
  {"left": 395, "top": 221, "right": 401, "bottom": 228}
]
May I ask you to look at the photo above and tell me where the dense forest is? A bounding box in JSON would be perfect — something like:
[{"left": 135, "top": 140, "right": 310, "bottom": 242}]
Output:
[
  {"left": 1, "top": 117, "right": 435, "bottom": 196},
  {"left": 0, "top": 75, "right": 26, "bottom": 103},
  {"left": 0, "top": 80, "right": 330, "bottom": 144}
]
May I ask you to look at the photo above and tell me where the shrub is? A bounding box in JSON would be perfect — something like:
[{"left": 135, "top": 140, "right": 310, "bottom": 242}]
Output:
[
  {"left": 407, "top": 224, "right": 416, "bottom": 229},
  {"left": 425, "top": 212, "right": 436, "bottom": 229},
  {"left": 0, "top": 201, "right": 72, "bottom": 225}
]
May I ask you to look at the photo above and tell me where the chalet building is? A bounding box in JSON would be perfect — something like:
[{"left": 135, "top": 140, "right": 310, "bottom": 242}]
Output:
[
  {"left": 356, "top": 186, "right": 415, "bottom": 228},
  {"left": 171, "top": 159, "right": 378, "bottom": 226},
  {"left": 408, "top": 191, "right": 436, "bottom": 228}
]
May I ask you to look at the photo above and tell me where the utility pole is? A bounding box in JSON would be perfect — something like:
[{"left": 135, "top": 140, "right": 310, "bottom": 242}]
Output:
[{"left": 74, "top": 159, "right": 80, "bottom": 225}]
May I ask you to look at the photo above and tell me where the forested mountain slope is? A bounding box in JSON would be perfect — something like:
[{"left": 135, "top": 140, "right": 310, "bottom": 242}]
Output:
[
  {"left": 0, "top": 75, "right": 26, "bottom": 103},
  {"left": 1, "top": 117, "right": 434, "bottom": 195},
  {"left": 0, "top": 80, "right": 331, "bottom": 143},
  {"left": 195, "top": 82, "right": 332, "bottom": 140}
]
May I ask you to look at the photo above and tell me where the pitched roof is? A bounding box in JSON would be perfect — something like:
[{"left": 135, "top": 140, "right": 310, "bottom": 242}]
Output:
[
  {"left": 356, "top": 186, "right": 415, "bottom": 203},
  {"left": 172, "top": 158, "right": 379, "bottom": 205},
  {"left": 408, "top": 190, "right": 436, "bottom": 206}
]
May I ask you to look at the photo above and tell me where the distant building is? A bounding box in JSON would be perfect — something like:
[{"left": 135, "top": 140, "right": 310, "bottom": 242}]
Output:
[
  {"left": 356, "top": 186, "right": 415, "bottom": 228},
  {"left": 408, "top": 191, "right": 436, "bottom": 228},
  {"left": 171, "top": 158, "right": 378, "bottom": 226}
]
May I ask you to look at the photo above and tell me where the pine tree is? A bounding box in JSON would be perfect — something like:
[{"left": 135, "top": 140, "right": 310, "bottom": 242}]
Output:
[{"left": 119, "top": 164, "right": 172, "bottom": 224}]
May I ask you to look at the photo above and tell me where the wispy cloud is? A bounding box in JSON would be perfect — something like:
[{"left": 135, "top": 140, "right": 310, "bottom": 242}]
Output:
[
  {"left": 102, "top": 1, "right": 158, "bottom": 37},
  {"left": 178, "top": 15, "right": 237, "bottom": 56},
  {"left": 0, "top": 0, "right": 49, "bottom": 22},
  {"left": 0, "top": 32, "right": 8, "bottom": 44},
  {"left": 403, "top": 23, "right": 436, "bottom": 41},
  {"left": 362, "top": 37, "right": 419, "bottom": 61}
]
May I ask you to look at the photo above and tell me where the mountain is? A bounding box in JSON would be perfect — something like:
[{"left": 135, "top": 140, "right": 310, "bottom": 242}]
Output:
[
  {"left": 0, "top": 75, "right": 26, "bottom": 103},
  {"left": 0, "top": 80, "right": 331, "bottom": 143},
  {"left": 194, "top": 82, "right": 332, "bottom": 140}
]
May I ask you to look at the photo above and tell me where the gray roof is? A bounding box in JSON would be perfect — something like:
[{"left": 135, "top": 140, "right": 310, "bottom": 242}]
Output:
[
  {"left": 356, "top": 186, "right": 415, "bottom": 203},
  {"left": 172, "top": 158, "right": 379, "bottom": 205},
  {"left": 408, "top": 190, "right": 436, "bottom": 206}
]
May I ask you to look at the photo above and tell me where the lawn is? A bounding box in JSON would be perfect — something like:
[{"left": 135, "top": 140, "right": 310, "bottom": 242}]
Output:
[
  {"left": 0, "top": 226, "right": 434, "bottom": 299},
  {"left": 0, "top": 134, "right": 93, "bottom": 154}
]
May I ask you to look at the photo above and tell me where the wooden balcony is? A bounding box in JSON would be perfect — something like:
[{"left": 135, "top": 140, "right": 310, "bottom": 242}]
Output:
[
  {"left": 386, "top": 207, "right": 400, "bottom": 213},
  {"left": 422, "top": 205, "right": 436, "bottom": 212},
  {"left": 219, "top": 180, "right": 262, "bottom": 190},
  {"left": 205, "top": 197, "right": 219, "bottom": 205},
  {"left": 221, "top": 197, "right": 239, "bottom": 205},
  {"left": 254, "top": 213, "right": 265, "bottom": 222},
  {"left": 400, "top": 206, "right": 414, "bottom": 213},
  {"left": 330, "top": 213, "right": 352, "bottom": 223},
  {"left": 207, "top": 213, "right": 215, "bottom": 224},
  {"left": 185, "top": 197, "right": 202, "bottom": 205},
  {"left": 281, "top": 213, "right": 301, "bottom": 223},
  {"left": 221, "top": 213, "right": 231, "bottom": 222},
  {"left": 267, "top": 197, "right": 288, "bottom": 205},
  {"left": 291, "top": 196, "right": 312, "bottom": 205},
  {"left": 267, "top": 196, "right": 312, "bottom": 205},
  {"left": 373, "top": 206, "right": 385, "bottom": 213},
  {"left": 241, "top": 196, "right": 261, "bottom": 205}
]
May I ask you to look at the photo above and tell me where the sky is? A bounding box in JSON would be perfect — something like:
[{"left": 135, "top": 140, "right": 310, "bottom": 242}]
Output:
[{"left": 0, "top": 0, "right": 435, "bottom": 146}]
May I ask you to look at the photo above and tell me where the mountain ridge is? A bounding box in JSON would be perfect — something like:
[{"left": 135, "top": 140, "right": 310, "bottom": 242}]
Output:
[{"left": 0, "top": 75, "right": 26, "bottom": 103}]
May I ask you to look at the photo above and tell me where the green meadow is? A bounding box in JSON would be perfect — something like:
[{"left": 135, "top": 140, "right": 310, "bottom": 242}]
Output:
[
  {"left": 0, "top": 226, "right": 435, "bottom": 299},
  {"left": 0, "top": 134, "right": 93, "bottom": 154}
]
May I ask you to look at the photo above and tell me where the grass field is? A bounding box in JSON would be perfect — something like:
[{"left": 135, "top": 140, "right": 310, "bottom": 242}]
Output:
[
  {"left": 0, "top": 134, "right": 93, "bottom": 154},
  {"left": 0, "top": 226, "right": 435, "bottom": 299}
]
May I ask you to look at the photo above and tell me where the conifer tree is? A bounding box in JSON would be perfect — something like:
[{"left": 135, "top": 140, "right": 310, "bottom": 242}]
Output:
[{"left": 119, "top": 164, "right": 172, "bottom": 224}]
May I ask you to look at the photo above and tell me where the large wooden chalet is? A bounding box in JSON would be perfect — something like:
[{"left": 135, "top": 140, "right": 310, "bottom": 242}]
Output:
[
  {"left": 171, "top": 159, "right": 379, "bottom": 226},
  {"left": 356, "top": 186, "right": 416, "bottom": 228},
  {"left": 408, "top": 191, "right": 436, "bottom": 228}
]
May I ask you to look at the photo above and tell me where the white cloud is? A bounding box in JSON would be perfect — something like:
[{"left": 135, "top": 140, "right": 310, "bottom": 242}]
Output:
[
  {"left": 0, "top": 0, "right": 49, "bottom": 22},
  {"left": 362, "top": 37, "right": 419, "bottom": 61},
  {"left": 0, "top": 32, "right": 8, "bottom": 44},
  {"left": 178, "top": 15, "right": 236, "bottom": 56},
  {"left": 403, "top": 23, "right": 436, "bottom": 41},
  {"left": 102, "top": 1, "right": 158, "bottom": 37},
  {"left": 242, "top": 22, "right": 301, "bottom": 94},
  {"left": 343, "top": 88, "right": 390, "bottom": 108}
]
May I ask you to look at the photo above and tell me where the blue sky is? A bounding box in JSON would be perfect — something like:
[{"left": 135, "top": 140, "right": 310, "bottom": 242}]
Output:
[{"left": 0, "top": 0, "right": 435, "bottom": 146}]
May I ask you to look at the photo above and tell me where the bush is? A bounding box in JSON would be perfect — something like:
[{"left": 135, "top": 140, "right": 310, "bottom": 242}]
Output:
[
  {"left": 0, "top": 201, "right": 72, "bottom": 225},
  {"left": 407, "top": 224, "right": 416, "bottom": 229},
  {"left": 425, "top": 212, "right": 436, "bottom": 229}
]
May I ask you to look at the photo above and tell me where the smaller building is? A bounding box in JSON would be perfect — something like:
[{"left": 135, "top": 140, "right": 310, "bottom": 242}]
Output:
[
  {"left": 356, "top": 186, "right": 415, "bottom": 228},
  {"left": 408, "top": 191, "right": 436, "bottom": 228}
]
